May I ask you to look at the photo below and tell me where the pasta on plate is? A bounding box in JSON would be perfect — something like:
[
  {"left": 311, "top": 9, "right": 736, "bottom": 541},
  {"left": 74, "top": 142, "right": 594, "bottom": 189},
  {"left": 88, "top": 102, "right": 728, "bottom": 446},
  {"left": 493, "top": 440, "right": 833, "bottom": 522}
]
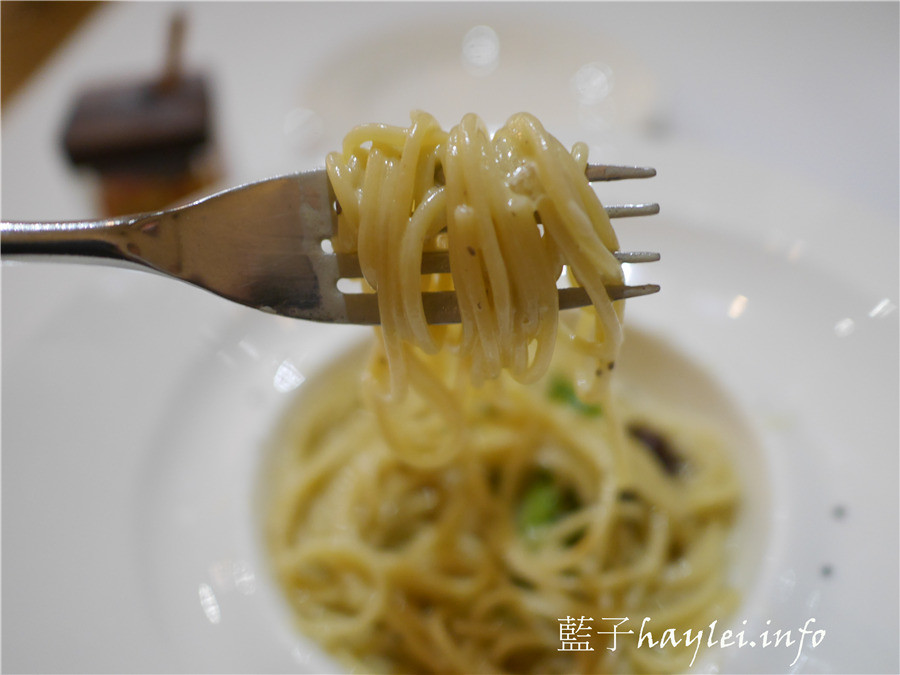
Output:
[{"left": 264, "top": 112, "right": 740, "bottom": 674}]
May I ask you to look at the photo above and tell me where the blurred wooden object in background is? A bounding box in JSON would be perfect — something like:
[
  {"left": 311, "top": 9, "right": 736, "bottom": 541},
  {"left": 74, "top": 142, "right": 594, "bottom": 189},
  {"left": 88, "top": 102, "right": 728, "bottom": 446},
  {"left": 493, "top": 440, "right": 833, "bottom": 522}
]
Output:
[
  {"left": 1, "top": 1, "right": 104, "bottom": 107},
  {"left": 50, "top": 9, "right": 222, "bottom": 216}
]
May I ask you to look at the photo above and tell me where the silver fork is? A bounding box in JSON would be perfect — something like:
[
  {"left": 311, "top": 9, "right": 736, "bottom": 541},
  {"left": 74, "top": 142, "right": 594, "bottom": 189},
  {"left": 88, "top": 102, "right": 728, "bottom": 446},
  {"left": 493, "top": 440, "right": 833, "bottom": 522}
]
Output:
[{"left": 0, "top": 166, "right": 660, "bottom": 324}]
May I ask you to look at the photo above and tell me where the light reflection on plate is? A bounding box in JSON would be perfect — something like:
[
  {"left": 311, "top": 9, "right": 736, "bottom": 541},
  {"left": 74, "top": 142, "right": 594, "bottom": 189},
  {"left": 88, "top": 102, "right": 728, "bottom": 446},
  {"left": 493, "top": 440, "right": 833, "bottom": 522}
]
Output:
[{"left": 290, "top": 11, "right": 658, "bottom": 168}]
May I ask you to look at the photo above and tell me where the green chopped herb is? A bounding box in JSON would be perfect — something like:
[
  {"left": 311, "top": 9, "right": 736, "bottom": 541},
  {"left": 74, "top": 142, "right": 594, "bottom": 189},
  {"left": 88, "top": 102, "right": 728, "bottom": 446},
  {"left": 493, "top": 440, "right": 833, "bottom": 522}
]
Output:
[
  {"left": 516, "top": 471, "right": 580, "bottom": 542},
  {"left": 547, "top": 375, "right": 602, "bottom": 417},
  {"left": 517, "top": 474, "right": 560, "bottom": 537}
]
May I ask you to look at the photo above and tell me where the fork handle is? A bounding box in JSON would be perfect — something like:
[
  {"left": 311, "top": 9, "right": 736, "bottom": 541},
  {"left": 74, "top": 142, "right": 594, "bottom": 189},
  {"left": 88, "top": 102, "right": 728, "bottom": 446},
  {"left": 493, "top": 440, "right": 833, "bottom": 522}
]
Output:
[
  {"left": 3, "top": 216, "right": 136, "bottom": 258},
  {"left": 1, "top": 213, "right": 165, "bottom": 271}
]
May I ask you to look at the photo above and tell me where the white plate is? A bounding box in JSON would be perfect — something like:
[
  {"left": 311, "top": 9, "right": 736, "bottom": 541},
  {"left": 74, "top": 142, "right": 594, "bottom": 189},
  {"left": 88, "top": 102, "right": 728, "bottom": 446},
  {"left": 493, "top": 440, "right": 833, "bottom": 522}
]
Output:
[
  {"left": 4, "top": 200, "right": 896, "bottom": 673},
  {"left": 2, "top": 3, "right": 897, "bottom": 674}
]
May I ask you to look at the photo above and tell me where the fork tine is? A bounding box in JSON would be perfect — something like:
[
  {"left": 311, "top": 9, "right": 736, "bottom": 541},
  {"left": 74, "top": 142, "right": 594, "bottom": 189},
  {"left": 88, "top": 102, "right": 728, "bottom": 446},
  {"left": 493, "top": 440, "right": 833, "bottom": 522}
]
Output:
[
  {"left": 585, "top": 165, "right": 659, "bottom": 217},
  {"left": 585, "top": 164, "right": 656, "bottom": 181},
  {"left": 335, "top": 250, "right": 659, "bottom": 278},
  {"left": 334, "top": 164, "right": 660, "bottom": 325},
  {"left": 610, "top": 251, "right": 660, "bottom": 264},
  {"left": 604, "top": 203, "right": 660, "bottom": 218},
  {"left": 331, "top": 165, "right": 657, "bottom": 235},
  {"left": 342, "top": 284, "right": 660, "bottom": 325}
]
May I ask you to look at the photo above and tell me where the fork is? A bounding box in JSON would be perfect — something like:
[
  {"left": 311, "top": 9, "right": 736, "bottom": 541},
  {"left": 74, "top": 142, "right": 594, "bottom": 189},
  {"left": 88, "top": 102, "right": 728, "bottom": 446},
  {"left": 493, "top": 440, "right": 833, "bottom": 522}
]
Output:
[{"left": 0, "top": 166, "right": 660, "bottom": 324}]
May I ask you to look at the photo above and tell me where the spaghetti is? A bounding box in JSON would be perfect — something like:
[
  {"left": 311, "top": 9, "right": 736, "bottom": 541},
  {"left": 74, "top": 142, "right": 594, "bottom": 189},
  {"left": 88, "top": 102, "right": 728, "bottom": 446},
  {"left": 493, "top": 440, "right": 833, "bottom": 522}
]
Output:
[
  {"left": 326, "top": 111, "right": 623, "bottom": 395},
  {"left": 264, "top": 113, "right": 740, "bottom": 673}
]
